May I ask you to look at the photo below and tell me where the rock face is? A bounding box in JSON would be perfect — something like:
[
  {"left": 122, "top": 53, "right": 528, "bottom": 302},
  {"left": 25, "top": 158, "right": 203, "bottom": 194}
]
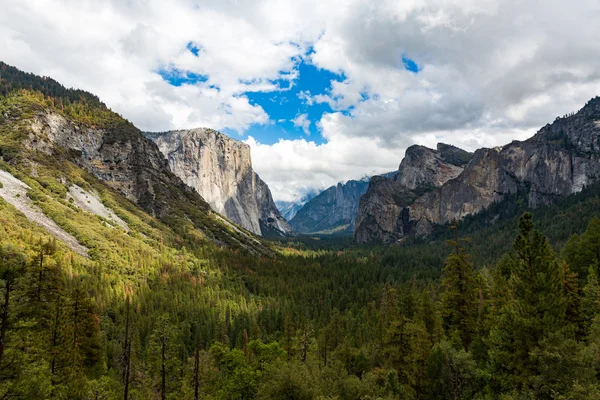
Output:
[
  {"left": 276, "top": 190, "right": 319, "bottom": 222},
  {"left": 146, "top": 128, "right": 291, "bottom": 237},
  {"left": 355, "top": 97, "right": 600, "bottom": 243},
  {"left": 355, "top": 144, "right": 472, "bottom": 243},
  {"left": 290, "top": 178, "right": 370, "bottom": 234},
  {"left": 25, "top": 110, "right": 207, "bottom": 219}
]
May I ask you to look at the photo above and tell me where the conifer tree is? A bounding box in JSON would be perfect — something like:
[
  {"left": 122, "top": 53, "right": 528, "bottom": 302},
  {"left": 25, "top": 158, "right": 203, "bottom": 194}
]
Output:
[
  {"left": 581, "top": 216, "right": 600, "bottom": 274},
  {"left": 440, "top": 235, "right": 478, "bottom": 351},
  {"left": 488, "top": 213, "right": 568, "bottom": 395},
  {"left": 582, "top": 266, "right": 600, "bottom": 332},
  {"left": 0, "top": 245, "right": 26, "bottom": 366}
]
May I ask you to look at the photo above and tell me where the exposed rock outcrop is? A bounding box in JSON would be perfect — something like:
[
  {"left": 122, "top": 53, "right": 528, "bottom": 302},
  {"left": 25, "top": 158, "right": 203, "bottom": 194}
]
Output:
[
  {"left": 355, "top": 97, "right": 600, "bottom": 243},
  {"left": 146, "top": 129, "right": 292, "bottom": 237},
  {"left": 355, "top": 144, "right": 472, "bottom": 243},
  {"left": 290, "top": 178, "right": 370, "bottom": 235},
  {"left": 25, "top": 110, "right": 207, "bottom": 219},
  {"left": 0, "top": 169, "right": 89, "bottom": 256}
]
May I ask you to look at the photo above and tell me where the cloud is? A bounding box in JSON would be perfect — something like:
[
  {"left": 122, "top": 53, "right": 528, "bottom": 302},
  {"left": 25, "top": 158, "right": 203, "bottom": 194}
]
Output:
[
  {"left": 292, "top": 113, "right": 311, "bottom": 135},
  {"left": 2, "top": 0, "right": 600, "bottom": 201},
  {"left": 297, "top": 90, "right": 314, "bottom": 105},
  {"left": 0, "top": 0, "right": 313, "bottom": 132},
  {"left": 245, "top": 133, "right": 403, "bottom": 202}
]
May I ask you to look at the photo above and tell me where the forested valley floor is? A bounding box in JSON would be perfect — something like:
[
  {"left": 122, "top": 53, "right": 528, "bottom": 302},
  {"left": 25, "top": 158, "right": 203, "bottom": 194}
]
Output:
[{"left": 2, "top": 174, "right": 600, "bottom": 399}]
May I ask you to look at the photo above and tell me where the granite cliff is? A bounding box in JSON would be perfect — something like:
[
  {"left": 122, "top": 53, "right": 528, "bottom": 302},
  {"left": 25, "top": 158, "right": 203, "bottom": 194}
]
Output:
[
  {"left": 355, "top": 97, "right": 600, "bottom": 243},
  {"left": 146, "top": 129, "right": 292, "bottom": 237},
  {"left": 0, "top": 61, "right": 270, "bottom": 254},
  {"left": 355, "top": 144, "right": 472, "bottom": 242}
]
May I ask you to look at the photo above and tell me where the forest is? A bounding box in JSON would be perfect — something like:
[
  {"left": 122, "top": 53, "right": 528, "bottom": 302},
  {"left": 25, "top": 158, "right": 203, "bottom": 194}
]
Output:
[
  {"left": 1, "top": 61, "right": 600, "bottom": 399},
  {"left": 2, "top": 197, "right": 600, "bottom": 399}
]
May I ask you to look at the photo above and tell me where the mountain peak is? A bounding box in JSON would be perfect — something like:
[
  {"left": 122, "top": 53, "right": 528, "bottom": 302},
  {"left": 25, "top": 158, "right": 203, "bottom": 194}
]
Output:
[
  {"left": 531, "top": 96, "right": 600, "bottom": 154},
  {"left": 397, "top": 143, "right": 470, "bottom": 190}
]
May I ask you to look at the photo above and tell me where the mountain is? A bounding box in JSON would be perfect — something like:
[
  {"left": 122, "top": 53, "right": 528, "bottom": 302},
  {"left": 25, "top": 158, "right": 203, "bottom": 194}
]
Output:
[
  {"left": 355, "top": 99, "right": 600, "bottom": 243},
  {"left": 0, "top": 61, "right": 270, "bottom": 254},
  {"left": 275, "top": 189, "right": 319, "bottom": 221},
  {"left": 355, "top": 143, "right": 473, "bottom": 243},
  {"left": 289, "top": 178, "right": 370, "bottom": 235},
  {"left": 288, "top": 172, "right": 398, "bottom": 236},
  {"left": 145, "top": 129, "right": 291, "bottom": 237}
]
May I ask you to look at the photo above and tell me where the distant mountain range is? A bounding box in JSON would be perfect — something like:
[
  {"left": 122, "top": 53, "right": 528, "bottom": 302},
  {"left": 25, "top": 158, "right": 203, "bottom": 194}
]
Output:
[
  {"left": 287, "top": 171, "right": 397, "bottom": 235},
  {"left": 4, "top": 60, "right": 600, "bottom": 248},
  {"left": 275, "top": 190, "right": 320, "bottom": 222}
]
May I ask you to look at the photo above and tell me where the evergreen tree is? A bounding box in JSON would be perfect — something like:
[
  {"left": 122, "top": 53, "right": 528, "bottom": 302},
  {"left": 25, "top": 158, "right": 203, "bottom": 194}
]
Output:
[
  {"left": 440, "top": 236, "right": 478, "bottom": 351},
  {"left": 0, "top": 245, "right": 26, "bottom": 367},
  {"left": 488, "top": 213, "right": 568, "bottom": 396},
  {"left": 581, "top": 216, "right": 600, "bottom": 275}
]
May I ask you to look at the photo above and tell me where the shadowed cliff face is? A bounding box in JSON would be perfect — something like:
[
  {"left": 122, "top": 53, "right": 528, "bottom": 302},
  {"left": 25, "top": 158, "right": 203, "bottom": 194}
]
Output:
[
  {"left": 289, "top": 179, "right": 370, "bottom": 235},
  {"left": 146, "top": 128, "right": 291, "bottom": 237},
  {"left": 355, "top": 97, "right": 600, "bottom": 244}
]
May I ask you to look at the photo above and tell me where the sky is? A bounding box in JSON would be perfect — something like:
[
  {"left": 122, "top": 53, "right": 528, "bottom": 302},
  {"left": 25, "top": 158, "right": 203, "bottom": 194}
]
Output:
[{"left": 2, "top": 0, "right": 600, "bottom": 202}]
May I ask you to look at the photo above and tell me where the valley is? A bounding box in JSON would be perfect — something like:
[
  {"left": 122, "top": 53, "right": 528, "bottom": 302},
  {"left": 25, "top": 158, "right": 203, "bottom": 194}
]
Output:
[{"left": 1, "top": 61, "right": 600, "bottom": 400}]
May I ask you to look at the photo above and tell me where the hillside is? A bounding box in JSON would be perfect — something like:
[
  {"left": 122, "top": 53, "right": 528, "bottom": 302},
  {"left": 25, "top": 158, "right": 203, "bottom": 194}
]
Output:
[{"left": 0, "top": 61, "right": 269, "bottom": 255}]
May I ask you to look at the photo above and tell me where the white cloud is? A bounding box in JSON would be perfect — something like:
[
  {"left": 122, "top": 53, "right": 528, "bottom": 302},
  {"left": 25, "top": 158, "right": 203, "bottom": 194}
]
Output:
[
  {"left": 245, "top": 133, "right": 402, "bottom": 202},
  {"left": 292, "top": 113, "right": 311, "bottom": 135},
  {"left": 2, "top": 0, "right": 600, "bottom": 201},
  {"left": 297, "top": 90, "right": 314, "bottom": 105}
]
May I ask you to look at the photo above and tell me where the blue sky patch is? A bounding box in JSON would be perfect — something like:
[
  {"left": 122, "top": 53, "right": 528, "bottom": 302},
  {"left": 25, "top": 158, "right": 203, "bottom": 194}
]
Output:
[
  {"left": 186, "top": 41, "right": 201, "bottom": 57},
  {"left": 402, "top": 56, "right": 419, "bottom": 73},
  {"left": 159, "top": 44, "right": 355, "bottom": 145},
  {"left": 158, "top": 67, "right": 208, "bottom": 86},
  {"left": 242, "top": 61, "right": 345, "bottom": 144}
]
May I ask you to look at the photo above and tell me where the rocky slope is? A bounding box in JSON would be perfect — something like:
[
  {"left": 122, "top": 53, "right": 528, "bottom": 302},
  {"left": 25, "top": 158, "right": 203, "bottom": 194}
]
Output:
[
  {"left": 146, "top": 129, "right": 292, "bottom": 237},
  {"left": 0, "top": 62, "right": 270, "bottom": 254},
  {"left": 355, "top": 97, "right": 600, "bottom": 243},
  {"left": 355, "top": 144, "right": 472, "bottom": 243}
]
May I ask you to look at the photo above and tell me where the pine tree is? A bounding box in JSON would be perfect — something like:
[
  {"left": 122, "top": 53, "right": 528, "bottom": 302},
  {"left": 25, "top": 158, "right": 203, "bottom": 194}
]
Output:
[
  {"left": 581, "top": 216, "right": 600, "bottom": 275},
  {"left": 488, "top": 213, "right": 568, "bottom": 395},
  {"left": 440, "top": 235, "right": 478, "bottom": 351},
  {"left": 562, "top": 233, "right": 585, "bottom": 278},
  {"left": 0, "top": 245, "right": 27, "bottom": 366},
  {"left": 582, "top": 266, "right": 600, "bottom": 332}
]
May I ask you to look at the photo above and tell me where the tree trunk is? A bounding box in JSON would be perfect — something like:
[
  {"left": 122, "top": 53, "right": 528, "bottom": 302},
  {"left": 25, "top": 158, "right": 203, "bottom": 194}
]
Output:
[
  {"left": 37, "top": 251, "right": 44, "bottom": 302},
  {"left": 51, "top": 297, "right": 61, "bottom": 378},
  {"left": 0, "top": 280, "right": 11, "bottom": 366},
  {"left": 123, "top": 301, "right": 131, "bottom": 400},
  {"left": 161, "top": 335, "right": 166, "bottom": 400},
  {"left": 193, "top": 345, "right": 200, "bottom": 400}
]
